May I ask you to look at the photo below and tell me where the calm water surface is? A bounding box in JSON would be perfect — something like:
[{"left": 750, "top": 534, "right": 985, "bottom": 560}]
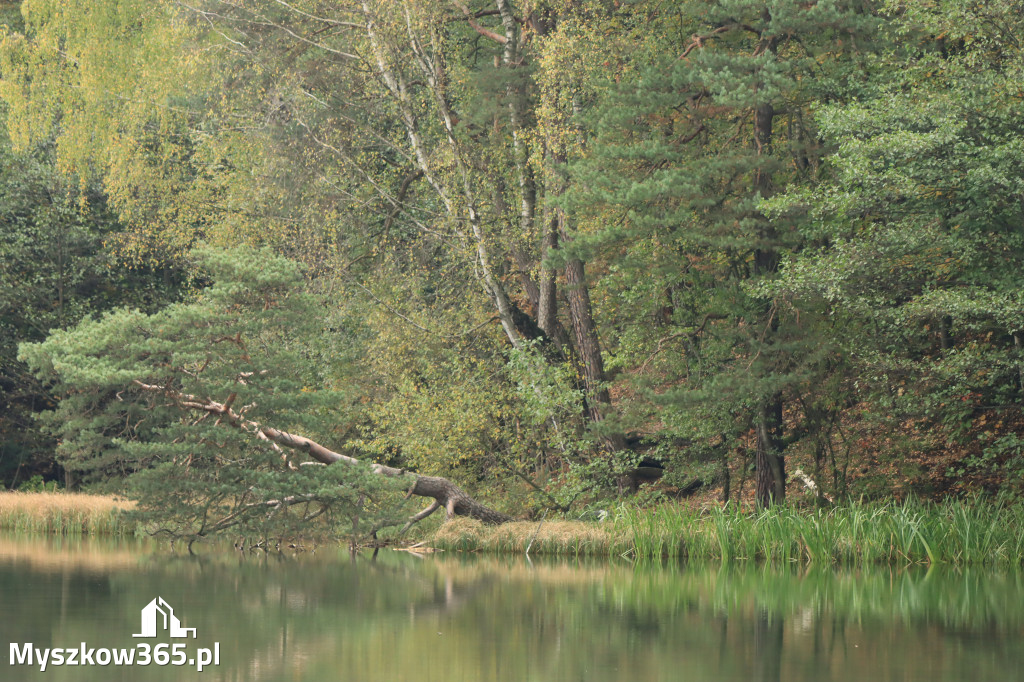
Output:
[{"left": 1, "top": 532, "right": 1022, "bottom": 681}]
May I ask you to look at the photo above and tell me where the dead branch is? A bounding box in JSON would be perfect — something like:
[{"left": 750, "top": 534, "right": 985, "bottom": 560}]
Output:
[{"left": 452, "top": 0, "right": 508, "bottom": 44}]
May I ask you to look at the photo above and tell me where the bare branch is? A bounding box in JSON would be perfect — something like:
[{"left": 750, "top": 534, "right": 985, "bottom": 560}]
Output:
[
  {"left": 268, "top": 0, "right": 364, "bottom": 28},
  {"left": 452, "top": 0, "right": 508, "bottom": 44},
  {"left": 399, "top": 500, "right": 441, "bottom": 534},
  {"left": 678, "top": 24, "right": 754, "bottom": 59}
]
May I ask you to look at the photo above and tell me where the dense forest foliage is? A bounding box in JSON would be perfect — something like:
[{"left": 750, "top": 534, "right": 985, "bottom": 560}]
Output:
[{"left": 2, "top": 0, "right": 1023, "bottom": 531}]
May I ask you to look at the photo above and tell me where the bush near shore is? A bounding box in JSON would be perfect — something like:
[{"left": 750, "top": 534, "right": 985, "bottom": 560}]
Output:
[
  {"left": 431, "top": 498, "right": 1024, "bottom": 566},
  {"left": 0, "top": 492, "right": 136, "bottom": 536}
]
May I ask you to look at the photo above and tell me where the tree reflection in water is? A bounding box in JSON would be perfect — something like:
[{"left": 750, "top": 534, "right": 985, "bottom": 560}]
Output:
[{"left": 1, "top": 535, "right": 1022, "bottom": 682}]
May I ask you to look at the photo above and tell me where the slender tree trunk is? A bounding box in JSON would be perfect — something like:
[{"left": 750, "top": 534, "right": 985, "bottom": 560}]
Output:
[
  {"left": 562, "top": 255, "right": 607, "bottom": 424},
  {"left": 720, "top": 446, "right": 731, "bottom": 503},
  {"left": 538, "top": 211, "right": 559, "bottom": 340},
  {"left": 1014, "top": 332, "right": 1024, "bottom": 397},
  {"left": 500, "top": 10, "right": 571, "bottom": 356},
  {"left": 56, "top": 226, "right": 66, "bottom": 331},
  {"left": 362, "top": 4, "right": 525, "bottom": 349},
  {"left": 939, "top": 315, "right": 952, "bottom": 350}
]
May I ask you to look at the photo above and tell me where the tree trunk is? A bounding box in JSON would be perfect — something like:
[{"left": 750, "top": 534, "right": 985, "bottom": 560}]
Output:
[
  {"left": 720, "top": 446, "right": 731, "bottom": 503},
  {"left": 1014, "top": 332, "right": 1024, "bottom": 397},
  {"left": 256, "top": 428, "right": 515, "bottom": 526},
  {"left": 537, "top": 213, "right": 559, "bottom": 341},
  {"left": 559, "top": 223, "right": 602, "bottom": 403},
  {"left": 558, "top": 213, "right": 627, "bottom": 456},
  {"left": 755, "top": 397, "right": 785, "bottom": 509},
  {"left": 562, "top": 254, "right": 609, "bottom": 424},
  {"left": 751, "top": 26, "right": 785, "bottom": 507},
  {"left": 133, "top": 381, "right": 513, "bottom": 529},
  {"left": 362, "top": 4, "right": 525, "bottom": 350}
]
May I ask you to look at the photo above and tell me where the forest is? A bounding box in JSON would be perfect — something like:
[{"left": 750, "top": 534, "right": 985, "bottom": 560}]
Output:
[{"left": 1, "top": 0, "right": 1023, "bottom": 539}]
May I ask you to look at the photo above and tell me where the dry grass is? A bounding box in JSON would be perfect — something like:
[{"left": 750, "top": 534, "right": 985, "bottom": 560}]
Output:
[
  {"left": 0, "top": 491, "right": 137, "bottom": 536},
  {"left": 431, "top": 517, "right": 632, "bottom": 556}
]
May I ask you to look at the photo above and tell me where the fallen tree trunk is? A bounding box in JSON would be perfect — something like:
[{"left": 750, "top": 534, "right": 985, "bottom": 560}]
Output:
[{"left": 134, "top": 381, "right": 513, "bottom": 529}]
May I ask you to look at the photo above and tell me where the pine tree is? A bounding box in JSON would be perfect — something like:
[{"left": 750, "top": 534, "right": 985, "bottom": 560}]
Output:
[
  {"left": 20, "top": 246, "right": 512, "bottom": 542},
  {"left": 765, "top": 1, "right": 1024, "bottom": 493},
  {"left": 569, "top": 0, "right": 883, "bottom": 506}
]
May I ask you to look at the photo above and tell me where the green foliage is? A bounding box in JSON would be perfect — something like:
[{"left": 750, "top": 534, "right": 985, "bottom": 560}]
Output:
[
  {"left": 0, "top": 113, "right": 183, "bottom": 488},
  {"left": 5, "top": 0, "right": 1024, "bottom": 515},
  {"left": 15, "top": 475, "right": 58, "bottom": 493},
  {"left": 19, "top": 246, "right": 404, "bottom": 542},
  {"left": 0, "top": 0, "right": 217, "bottom": 262},
  {"left": 505, "top": 340, "right": 595, "bottom": 489},
  {"left": 763, "top": 0, "right": 1024, "bottom": 489},
  {"left": 565, "top": 0, "right": 884, "bottom": 500}
]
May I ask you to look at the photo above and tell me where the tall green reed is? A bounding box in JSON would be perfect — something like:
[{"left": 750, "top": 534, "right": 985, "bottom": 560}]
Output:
[{"left": 614, "top": 497, "right": 1024, "bottom": 565}]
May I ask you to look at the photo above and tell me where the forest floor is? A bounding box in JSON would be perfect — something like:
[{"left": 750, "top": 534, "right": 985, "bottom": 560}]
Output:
[{"left": 649, "top": 399, "right": 1024, "bottom": 511}]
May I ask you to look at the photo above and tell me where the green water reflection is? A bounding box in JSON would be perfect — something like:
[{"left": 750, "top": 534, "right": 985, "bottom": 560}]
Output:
[{"left": 1, "top": 533, "right": 1022, "bottom": 681}]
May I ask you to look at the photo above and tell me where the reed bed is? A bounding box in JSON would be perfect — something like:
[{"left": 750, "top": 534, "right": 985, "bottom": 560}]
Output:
[
  {"left": 617, "top": 497, "right": 1024, "bottom": 565},
  {"left": 431, "top": 498, "right": 1024, "bottom": 565},
  {"left": 0, "top": 492, "right": 137, "bottom": 536}
]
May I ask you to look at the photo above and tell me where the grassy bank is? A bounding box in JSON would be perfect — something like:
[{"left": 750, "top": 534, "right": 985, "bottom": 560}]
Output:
[
  {"left": 6, "top": 491, "right": 1022, "bottom": 564},
  {"left": 431, "top": 518, "right": 632, "bottom": 557},
  {"left": 431, "top": 498, "right": 1024, "bottom": 565},
  {"left": 0, "top": 492, "right": 137, "bottom": 536}
]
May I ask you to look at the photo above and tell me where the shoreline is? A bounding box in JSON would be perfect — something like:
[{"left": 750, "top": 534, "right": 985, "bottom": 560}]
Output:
[
  {"left": 429, "top": 498, "right": 1024, "bottom": 566},
  {"left": 3, "top": 492, "right": 1023, "bottom": 566}
]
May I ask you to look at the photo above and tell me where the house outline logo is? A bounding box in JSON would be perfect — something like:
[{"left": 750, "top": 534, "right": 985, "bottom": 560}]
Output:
[{"left": 132, "top": 597, "right": 196, "bottom": 639}]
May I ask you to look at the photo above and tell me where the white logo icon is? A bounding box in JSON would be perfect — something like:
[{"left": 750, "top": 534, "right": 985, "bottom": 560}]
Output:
[{"left": 133, "top": 597, "right": 196, "bottom": 639}]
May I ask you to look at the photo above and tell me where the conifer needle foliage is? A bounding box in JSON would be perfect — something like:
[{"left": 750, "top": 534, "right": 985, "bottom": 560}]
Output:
[{"left": 20, "top": 246, "right": 405, "bottom": 543}]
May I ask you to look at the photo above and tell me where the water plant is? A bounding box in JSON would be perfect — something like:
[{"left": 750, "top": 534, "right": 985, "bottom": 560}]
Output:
[
  {"left": 430, "top": 498, "right": 1024, "bottom": 566},
  {"left": 617, "top": 498, "right": 1024, "bottom": 565}
]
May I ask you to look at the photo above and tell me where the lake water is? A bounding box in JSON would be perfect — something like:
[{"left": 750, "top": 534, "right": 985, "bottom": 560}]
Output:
[{"left": 1, "top": 533, "right": 1022, "bottom": 681}]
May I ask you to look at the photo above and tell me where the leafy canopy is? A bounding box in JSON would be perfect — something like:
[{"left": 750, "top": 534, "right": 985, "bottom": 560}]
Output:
[{"left": 20, "top": 245, "right": 405, "bottom": 541}]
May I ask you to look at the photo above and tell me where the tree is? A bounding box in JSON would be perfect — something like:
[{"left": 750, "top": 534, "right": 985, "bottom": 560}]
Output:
[
  {"left": 16, "top": 0, "right": 1018, "bottom": 509},
  {"left": 568, "top": 0, "right": 883, "bottom": 506},
  {"left": 0, "top": 0, "right": 634, "bottom": 490},
  {"left": 764, "top": 0, "right": 1024, "bottom": 494},
  {"left": 0, "top": 111, "right": 184, "bottom": 488},
  {"left": 20, "top": 246, "right": 511, "bottom": 542}
]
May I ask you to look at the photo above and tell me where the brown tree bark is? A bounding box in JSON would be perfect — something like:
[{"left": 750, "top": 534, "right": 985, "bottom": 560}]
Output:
[
  {"left": 755, "top": 398, "right": 785, "bottom": 509},
  {"left": 558, "top": 212, "right": 626, "bottom": 453},
  {"left": 537, "top": 214, "right": 559, "bottom": 339},
  {"left": 134, "top": 381, "right": 513, "bottom": 529},
  {"left": 562, "top": 253, "right": 610, "bottom": 425}
]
